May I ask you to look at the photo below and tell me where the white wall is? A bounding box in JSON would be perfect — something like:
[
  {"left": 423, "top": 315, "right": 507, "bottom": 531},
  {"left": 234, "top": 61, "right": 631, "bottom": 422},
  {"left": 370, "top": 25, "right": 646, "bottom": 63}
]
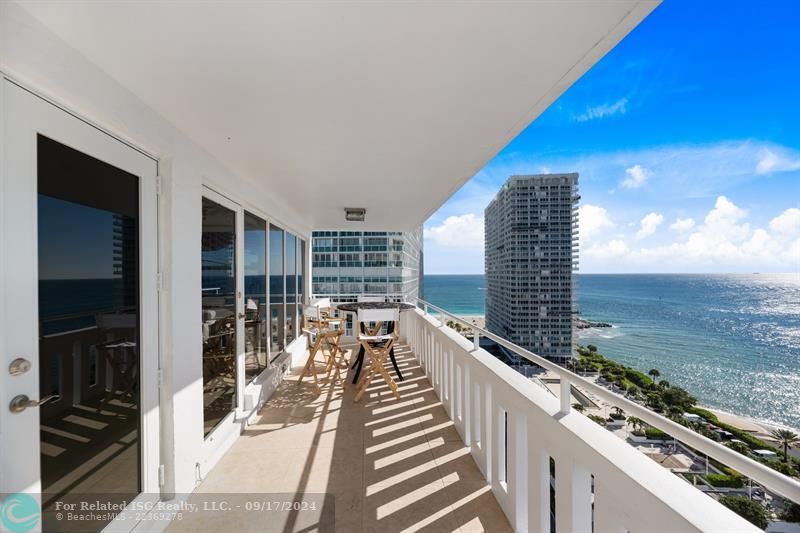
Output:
[{"left": 1, "top": 1, "right": 311, "bottom": 496}]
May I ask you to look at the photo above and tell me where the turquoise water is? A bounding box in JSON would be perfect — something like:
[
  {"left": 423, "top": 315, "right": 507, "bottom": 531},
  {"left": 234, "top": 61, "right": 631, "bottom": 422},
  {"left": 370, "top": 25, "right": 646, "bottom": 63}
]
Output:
[{"left": 423, "top": 273, "right": 800, "bottom": 430}]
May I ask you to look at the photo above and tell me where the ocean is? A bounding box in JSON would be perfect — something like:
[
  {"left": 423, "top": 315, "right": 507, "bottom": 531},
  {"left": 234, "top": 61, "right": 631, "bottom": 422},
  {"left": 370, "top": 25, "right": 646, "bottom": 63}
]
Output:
[{"left": 423, "top": 273, "right": 800, "bottom": 430}]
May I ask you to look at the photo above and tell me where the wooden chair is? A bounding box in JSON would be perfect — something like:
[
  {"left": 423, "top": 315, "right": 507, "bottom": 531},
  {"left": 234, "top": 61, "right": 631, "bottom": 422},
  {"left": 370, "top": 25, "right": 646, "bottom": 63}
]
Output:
[
  {"left": 298, "top": 305, "right": 348, "bottom": 391},
  {"left": 350, "top": 295, "right": 404, "bottom": 383},
  {"left": 354, "top": 307, "right": 400, "bottom": 402}
]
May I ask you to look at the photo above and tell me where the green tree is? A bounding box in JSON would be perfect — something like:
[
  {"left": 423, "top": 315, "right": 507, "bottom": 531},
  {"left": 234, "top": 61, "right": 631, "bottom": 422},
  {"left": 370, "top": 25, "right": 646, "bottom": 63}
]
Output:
[
  {"left": 572, "top": 403, "right": 586, "bottom": 413},
  {"left": 587, "top": 344, "right": 598, "bottom": 353},
  {"left": 667, "top": 405, "right": 683, "bottom": 419},
  {"left": 769, "top": 428, "right": 799, "bottom": 463},
  {"left": 658, "top": 379, "right": 670, "bottom": 390},
  {"left": 626, "top": 416, "right": 643, "bottom": 432},
  {"left": 648, "top": 368, "right": 661, "bottom": 382},
  {"left": 662, "top": 386, "right": 697, "bottom": 409},
  {"left": 718, "top": 495, "right": 769, "bottom": 529}
]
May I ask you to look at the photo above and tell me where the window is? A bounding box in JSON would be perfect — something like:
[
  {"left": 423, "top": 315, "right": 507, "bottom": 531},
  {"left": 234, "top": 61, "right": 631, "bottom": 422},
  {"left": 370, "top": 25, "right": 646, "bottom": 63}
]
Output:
[
  {"left": 244, "top": 212, "right": 267, "bottom": 382},
  {"left": 298, "top": 238, "right": 306, "bottom": 327},
  {"left": 269, "top": 224, "right": 284, "bottom": 356},
  {"left": 285, "top": 233, "right": 297, "bottom": 342},
  {"left": 201, "top": 197, "right": 237, "bottom": 436}
]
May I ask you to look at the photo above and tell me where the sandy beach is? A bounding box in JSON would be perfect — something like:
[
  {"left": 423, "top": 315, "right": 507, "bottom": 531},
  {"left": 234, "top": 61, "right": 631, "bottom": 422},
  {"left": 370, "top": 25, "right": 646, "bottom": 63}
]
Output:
[
  {"left": 460, "top": 314, "right": 486, "bottom": 329},
  {"left": 703, "top": 406, "right": 799, "bottom": 441}
]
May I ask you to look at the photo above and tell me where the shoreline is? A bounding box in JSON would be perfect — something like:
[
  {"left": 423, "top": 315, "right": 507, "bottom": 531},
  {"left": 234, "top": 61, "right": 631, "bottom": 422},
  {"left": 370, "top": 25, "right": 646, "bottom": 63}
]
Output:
[
  {"left": 702, "top": 405, "right": 799, "bottom": 440},
  {"left": 427, "top": 311, "right": 796, "bottom": 437}
]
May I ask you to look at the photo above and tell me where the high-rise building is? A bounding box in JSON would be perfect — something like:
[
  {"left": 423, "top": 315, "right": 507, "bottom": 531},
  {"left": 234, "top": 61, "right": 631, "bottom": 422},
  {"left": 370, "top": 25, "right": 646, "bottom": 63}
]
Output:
[
  {"left": 311, "top": 228, "right": 423, "bottom": 305},
  {"left": 484, "top": 174, "right": 579, "bottom": 362}
]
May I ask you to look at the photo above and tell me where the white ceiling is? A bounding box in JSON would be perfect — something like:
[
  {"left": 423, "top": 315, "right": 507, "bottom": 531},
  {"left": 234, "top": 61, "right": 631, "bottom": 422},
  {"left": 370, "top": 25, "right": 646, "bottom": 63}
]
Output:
[{"left": 17, "top": 0, "right": 658, "bottom": 231}]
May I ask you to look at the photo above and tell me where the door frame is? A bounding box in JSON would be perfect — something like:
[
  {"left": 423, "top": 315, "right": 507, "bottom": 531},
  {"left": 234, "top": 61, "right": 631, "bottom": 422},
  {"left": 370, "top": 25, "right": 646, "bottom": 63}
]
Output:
[{"left": 0, "top": 77, "right": 161, "bottom": 529}]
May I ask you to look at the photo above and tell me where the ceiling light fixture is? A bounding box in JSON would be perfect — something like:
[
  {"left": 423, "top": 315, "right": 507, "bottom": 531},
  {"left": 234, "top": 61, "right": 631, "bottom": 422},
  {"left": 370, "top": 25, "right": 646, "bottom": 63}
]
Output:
[{"left": 344, "top": 207, "right": 366, "bottom": 222}]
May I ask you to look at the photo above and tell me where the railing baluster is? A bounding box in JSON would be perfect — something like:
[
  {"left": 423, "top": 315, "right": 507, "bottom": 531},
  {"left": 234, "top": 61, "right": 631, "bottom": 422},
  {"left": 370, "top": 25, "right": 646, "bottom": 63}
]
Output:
[
  {"left": 412, "top": 297, "right": 800, "bottom": 504},
  {"left": 560, "top": 376, "right": 571, "bottom": 415}
]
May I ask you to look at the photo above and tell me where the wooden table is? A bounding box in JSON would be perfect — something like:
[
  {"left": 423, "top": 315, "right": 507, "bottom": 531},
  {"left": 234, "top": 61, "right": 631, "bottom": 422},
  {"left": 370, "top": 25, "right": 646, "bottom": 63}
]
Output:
[{"left": 336, "top": 302, "right": 415, "bottom": 384}]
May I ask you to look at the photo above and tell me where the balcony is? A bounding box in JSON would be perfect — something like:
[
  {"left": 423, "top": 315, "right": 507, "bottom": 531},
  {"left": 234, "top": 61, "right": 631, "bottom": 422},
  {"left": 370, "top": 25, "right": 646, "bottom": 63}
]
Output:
[
  {"left": 174, "top": 304, "right": 799, "bottom": 532},
  {"left": 169, "top": 344, "right": 512, "bottom": 532}
]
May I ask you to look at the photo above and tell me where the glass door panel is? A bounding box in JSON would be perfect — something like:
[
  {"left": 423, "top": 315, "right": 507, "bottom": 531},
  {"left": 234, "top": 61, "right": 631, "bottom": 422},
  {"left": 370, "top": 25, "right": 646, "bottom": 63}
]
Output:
[
  {"left": 37, "top": 135, "right": 141, "bottom": 530},
  {"left": 269, "top": 225, "right": 284, "bottom": 356},
  {"left": 201, "top": 198, "right": 237, "bottom": 436},
  {"left": 285, "top": 233, "right": 297, "bottom": 342},
  {"left": 298, "top": 239, "right": 306, "bottom": 329},
  {"left": 244, "top": 212, "right": 267, "bottom": 381}
]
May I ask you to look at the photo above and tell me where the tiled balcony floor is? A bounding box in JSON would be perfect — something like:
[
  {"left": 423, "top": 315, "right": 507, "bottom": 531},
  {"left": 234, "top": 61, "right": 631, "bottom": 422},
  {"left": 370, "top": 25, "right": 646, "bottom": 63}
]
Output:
[{"left": 168, "top": 344, "right": 512, "bottom": 532}]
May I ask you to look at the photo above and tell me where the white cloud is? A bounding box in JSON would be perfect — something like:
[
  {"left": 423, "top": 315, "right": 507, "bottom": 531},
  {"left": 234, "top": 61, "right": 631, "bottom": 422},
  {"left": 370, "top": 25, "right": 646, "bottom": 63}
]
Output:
[
  {"left": 756, "top": 148, "right": 800, "bottom": 175},
  {"left": 585, "top": 239, "right": 629, "bottom": 259},
  {"left": 424, "top": 213, "right": 484, "bottom": 249},
  {"left": 578, "top": 204, "right": 614, "bottom": 244},
  {"left": 575, "top": 97, "right": 628, "bottom": 122},
  {"left": 635, "top": 212, "right": 664, "bottom": 239},
  {"left": 582, "top": 197, "right": 800, "bottom": 272},
  {"left": 669, "top": 217, "right": 696, "bottom": 232},
  {"left": 702, "top": 196, "right": 749, "bottom": 240},
  {"left": 769, "top": 207, "right": 800, "bottom": 236},
  {"left": 621, "top": 164, "right": 649, "bottom": 189}
]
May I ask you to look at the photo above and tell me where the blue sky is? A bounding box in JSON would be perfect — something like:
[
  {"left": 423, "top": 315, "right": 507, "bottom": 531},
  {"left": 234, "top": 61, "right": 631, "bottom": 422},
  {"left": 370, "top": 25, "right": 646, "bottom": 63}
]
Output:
[{"left": 424, "top": 0, "right": 800, "bottom": 274}]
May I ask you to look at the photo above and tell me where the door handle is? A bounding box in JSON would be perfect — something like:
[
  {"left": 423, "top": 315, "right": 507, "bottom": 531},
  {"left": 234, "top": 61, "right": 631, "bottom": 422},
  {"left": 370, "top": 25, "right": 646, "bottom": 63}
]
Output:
[{"left": 9, "top": 394, "right": 60, "bottom": 414}]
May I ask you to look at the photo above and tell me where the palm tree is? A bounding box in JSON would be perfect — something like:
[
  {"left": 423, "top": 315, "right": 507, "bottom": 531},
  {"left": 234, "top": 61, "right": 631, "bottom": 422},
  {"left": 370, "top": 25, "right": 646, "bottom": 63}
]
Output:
[
  {"left": 770, "top": 428, "right": 799, "bottom": 463},
  {"left": 626, "top": 416, "right": 643, "bottom": 432},
  {"left": 648, "top": 368, "right": 661, "bottom": 383},
  {"left": 612, "top": 406, "right": 625, "bottom": 417},
  {"left": 572, "top": 403, "right": 586, "bottom": 413},
  {"left": 658, "top": 379, "right": 670, "bottom": 390}
]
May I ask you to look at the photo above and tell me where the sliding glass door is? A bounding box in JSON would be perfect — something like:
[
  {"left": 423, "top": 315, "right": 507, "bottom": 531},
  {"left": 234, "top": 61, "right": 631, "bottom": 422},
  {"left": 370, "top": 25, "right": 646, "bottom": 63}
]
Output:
[{"left": 200, "top": 194, "right": 307, "bottom": 437}]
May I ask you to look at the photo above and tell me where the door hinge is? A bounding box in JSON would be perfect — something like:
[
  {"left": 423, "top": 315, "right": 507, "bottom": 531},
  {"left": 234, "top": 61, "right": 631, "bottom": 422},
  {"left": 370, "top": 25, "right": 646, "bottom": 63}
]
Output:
[
  {"left": 158, "top": 464, "right": 165, "bottom": 487},
  {"left": 156, "top": 174, "right": 163, "bottom": 196}
]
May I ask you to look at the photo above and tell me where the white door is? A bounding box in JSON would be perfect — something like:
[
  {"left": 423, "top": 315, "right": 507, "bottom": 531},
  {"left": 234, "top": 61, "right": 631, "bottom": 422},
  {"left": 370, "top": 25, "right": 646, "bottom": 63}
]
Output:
[{"left": 0, "top": 79, "right": 160, "bottom": 532}]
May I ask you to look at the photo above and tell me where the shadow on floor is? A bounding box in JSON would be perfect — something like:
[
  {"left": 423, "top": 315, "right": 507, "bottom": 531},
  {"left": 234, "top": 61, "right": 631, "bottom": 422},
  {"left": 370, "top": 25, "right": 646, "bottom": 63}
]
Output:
[{"left": 167, "top": 344, "right": 512, "bottom": 533}]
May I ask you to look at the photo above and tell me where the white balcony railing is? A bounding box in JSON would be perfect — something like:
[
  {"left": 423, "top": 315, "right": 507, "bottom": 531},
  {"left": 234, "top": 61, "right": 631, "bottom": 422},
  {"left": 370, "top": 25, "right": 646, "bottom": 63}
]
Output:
[{"left": 400, "top": 299, "right": 800, "bottom": 532}]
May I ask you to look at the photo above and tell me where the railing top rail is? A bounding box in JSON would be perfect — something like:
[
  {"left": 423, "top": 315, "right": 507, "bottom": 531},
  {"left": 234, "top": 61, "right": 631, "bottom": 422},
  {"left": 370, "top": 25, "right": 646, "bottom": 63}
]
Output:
[{"left": 412, "top": 297, "right": 800, "bottom": 504}]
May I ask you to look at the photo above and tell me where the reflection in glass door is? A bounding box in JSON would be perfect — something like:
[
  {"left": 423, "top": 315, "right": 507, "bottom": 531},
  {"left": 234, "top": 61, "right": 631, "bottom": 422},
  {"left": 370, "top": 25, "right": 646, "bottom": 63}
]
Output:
[
  {"left": 244, "top": 212, "right": 267, "bottom": 381},
  {"left": 285, "top": 233, "right": 297, "bottom": 342},
  {"left": 201, "top": 198, "right": 237, "bottom": 436},
  {"left": 269, "top": 225, "right": 284, "bottom": 356},
  {"left": 37, "top": 135, "right": 141, "bottom": 530}
]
